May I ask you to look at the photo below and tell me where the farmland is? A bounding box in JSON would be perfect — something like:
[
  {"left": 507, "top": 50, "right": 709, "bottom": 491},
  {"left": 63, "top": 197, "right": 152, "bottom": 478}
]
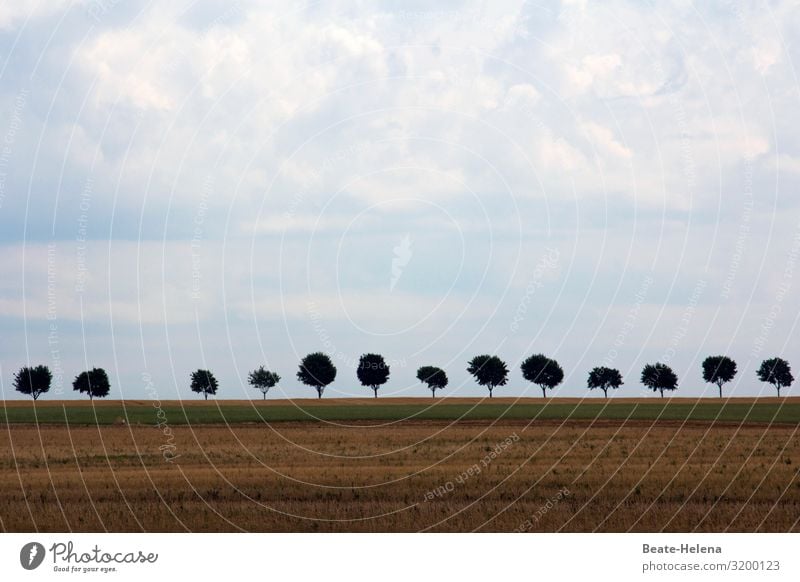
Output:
[
  {"left": 2, "top": 397, "right": 800, "bottom": 425},
  {"left": 1, "top": 398, "right": 799, "bottom": 532}
]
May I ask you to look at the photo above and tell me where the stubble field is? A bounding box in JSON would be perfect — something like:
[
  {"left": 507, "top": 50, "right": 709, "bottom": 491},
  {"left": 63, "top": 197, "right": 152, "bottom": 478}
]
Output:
[{"left": 1, "top": 398, "right": 799, "bottom": 532}]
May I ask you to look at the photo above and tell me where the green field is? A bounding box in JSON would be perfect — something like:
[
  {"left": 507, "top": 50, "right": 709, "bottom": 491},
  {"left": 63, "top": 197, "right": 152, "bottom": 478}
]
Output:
[{"left": 2, "top": 398, "right": 799, "bottom": 425}]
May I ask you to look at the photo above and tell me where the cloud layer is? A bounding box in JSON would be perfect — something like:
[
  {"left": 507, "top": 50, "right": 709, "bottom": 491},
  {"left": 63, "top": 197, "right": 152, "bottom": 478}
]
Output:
[{"left": 1, "top": 0, "right": 799, "bottom": 399}]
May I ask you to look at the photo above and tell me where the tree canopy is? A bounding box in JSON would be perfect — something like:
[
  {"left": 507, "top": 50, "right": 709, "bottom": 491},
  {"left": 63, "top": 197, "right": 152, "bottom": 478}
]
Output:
[
  {"left": 248, "top": 366, "right": 281, "bottom": 399},
  {"left": 416, "top": 366, "right": 448, "bottom": 397},
  {"left": 641, "top": 363, "right": 678, "bottom": 397},
  {"left": 190, "top": 369, "right": 218, "bottom": 400},
  {"left": 467, "top": 355, "right": 508, "bottom": 397},
  {"left": 521, "top": 354, "right": 564, "bottom": 398},
  {"left": 587, "top": 366, "right": 623, "bottom": 398},
  {"left": 702, "top": 355, "right": 737, "bottom": 398},
  {"left": 13, "top": 365, "right": 52, "bottom": 401},
  {"left": 73, "top": 368, "right": 111, "bottom": 400},
  {"left": 357, "top": 353, "right": 390, "bottom": 398},
  {"left": 757, "top": 357, "right": 793, "bottom": 397},
  {"left": 297, "top": 352, "right": 337, "bottom": 398}
]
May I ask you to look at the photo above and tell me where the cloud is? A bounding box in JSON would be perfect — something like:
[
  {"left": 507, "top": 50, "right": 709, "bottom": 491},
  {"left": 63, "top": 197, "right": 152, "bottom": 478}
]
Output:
[
  {"left": 1, "top": 0, "right": 800, "bottom": 397},
  {"left": 0, "top": 0, "right": 84, "bottom": 30},
  {"left": 580, "top": 120, "right": 632, "bottom": 160},
  {"left": 773, "top": 154, "right": 800, "bottom": 174},
  {"left": 564, "top": 53, "right": 623, "bottom": 95},
  {"left": 78, "top": 27, "right": 179, "bottom": 111},
  {"left": 500, "top": 83, "right": 541, "bottom": 109},
  {"left": 244, "top": 213, "right": 354, "bottom": 235}
]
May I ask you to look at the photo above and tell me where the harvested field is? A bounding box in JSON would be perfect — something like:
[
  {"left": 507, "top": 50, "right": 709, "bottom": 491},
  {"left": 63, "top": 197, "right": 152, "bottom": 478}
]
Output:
[{"left": 1, "top": 415, "right": 799, "bottom": 532}]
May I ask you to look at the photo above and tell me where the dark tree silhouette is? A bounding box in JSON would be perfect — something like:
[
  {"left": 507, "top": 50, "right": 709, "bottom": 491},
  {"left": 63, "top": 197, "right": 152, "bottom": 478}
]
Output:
[
  {"left": 13, "top": 365, "right": 52, "bottom": 401},
  {"left": 587, "top": 366, "right": 623, "bottom": 398},
  {"left": 521, "top": 354, "right": 564, "bottom": 398},
  {"left": 467, "top": 355, "right": 508, "bottom": 398},
  {"left": 641, "top": 363, "right": 678, "bottom": 397},
  {"left": 297, "top": 352, "right": 337, "bottom": 398},
  {"left": 357, "top": 353, "right": 390, "bottom": 398},
  {"left": 190, "top": 369, "right": 218, "bottom": 400},
  {"left": 73, "top": 368, "right": 111, "bottom": 400},
  {"left": 416, "top": 366, "right": 448, "bottom": 398},
  {"left": 757, "top": 357, "right": 793, "bottom": 397},
  {"left": 702, "top": 355, "right": 737, "bottom": 398},
  {"left": 248, "top": 366, "right": 281, "bottom": 400}
]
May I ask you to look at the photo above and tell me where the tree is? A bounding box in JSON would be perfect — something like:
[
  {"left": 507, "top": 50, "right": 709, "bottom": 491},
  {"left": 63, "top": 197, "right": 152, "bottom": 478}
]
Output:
[
  {"left": 73, "top": 368, "right": 111, "bottom": 400},
  {"left": 357, "top": 353, "right": 390, "bottom": 398},
  {"left": 640, "top": 363, "right": 678, "bottom": 397},
  {"left": 521, "top": 354, "right": 564, "bottom": 398},
  {"left": 248, "top": 366, "right": 281, "bottom": 400},
  {"left": 416, "top": 366, "right": 448, "bottom": 398},
  {"left": 757, "top": 357, "right": 794, "bottom": 397},
  {"left": 587, "top": 366, "right": 623, "bottom": 399},
  {"left": 13, "top": 365, "right": 52, "bottom": 401},
  {"left": 190, "top": 369, "right": 218, "bottom": 400},
  {"left": 297, "top": 352, "right": 337, "bottom": 398},
  {"left": 467, "top": 355, "right": 508, "bottom": 398},
  {"left": 702, "top": 355, "right": 737, "bottom": 398}
]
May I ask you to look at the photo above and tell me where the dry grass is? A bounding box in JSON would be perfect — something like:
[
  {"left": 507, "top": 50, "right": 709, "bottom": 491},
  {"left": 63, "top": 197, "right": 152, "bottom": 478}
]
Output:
[{"left": 1, "top": 420, "right": 799, "bottom": 532}]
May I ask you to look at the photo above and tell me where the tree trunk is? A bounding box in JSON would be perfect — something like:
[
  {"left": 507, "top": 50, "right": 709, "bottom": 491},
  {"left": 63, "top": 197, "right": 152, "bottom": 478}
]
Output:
[
  {"left": 489, "top": 387, "right": 493, "bottom": 398},
  {"left": 263, "top": 392, "right": 266, "bottom": 400},
  {"left": 432, "top": 390, "right": 435, "bottom": 398},
  {"left": 660, "top": 388, "right": 664, "bottom": 398},
  {"left": 777, "top": 386, "right": 781, "bottom": 397},
  {"left": 603, "top": 388, "right": 608, "bottom": 399},
  {"left": 542, "top": 386, "right": 546, "bottom": 399},
  {"left": 204, "top": 392, "right": 208, "bottom": 401},
  {"left": 718, "top": 383, "right": 723, "bottom": 398},
  {"left": 373, "top": 387, "right": 378, "bottom": 398},
  {"left": 317, "top": 388, "right": 322, "bottom": 399}
]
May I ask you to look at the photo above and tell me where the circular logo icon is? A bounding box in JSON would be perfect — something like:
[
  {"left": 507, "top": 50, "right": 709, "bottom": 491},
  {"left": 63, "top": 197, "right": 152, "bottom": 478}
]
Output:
[{"left": 20, "top": 542, "right": 46, "bottom": 570}]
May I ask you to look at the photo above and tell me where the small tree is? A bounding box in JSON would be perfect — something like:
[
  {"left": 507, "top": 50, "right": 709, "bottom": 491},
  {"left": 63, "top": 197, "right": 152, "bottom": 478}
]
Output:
[
  {"left": 587, "top": 366, "right": 623, "bottom": 399},
  {"left": 757, "top": 357, "right": 794, "bottom": 397},
  {"left": 13, "top": 365, "right": 52, "bottom": 401},
  {"left": 248, "top": 366, "right": 280, "bottom": 400},
  {"left": 73, "top": 368, "right": 111, "bottom": 400},
  {"left": 190, "top": 369, "right": 218, "bottom": 400},
  {"left": 297, "top": 352, "right": 337, "bottom": 398},
  {"left": 521, "top": 354, "right": 564, "bottom": 398},
  {"left": 357, "top": 353, "right": 390, "bottom": 398},
  {"left": 467, "top": 355, "right": 508, "bottom": 398},
  {"left": 641, "top": 362, "right": 678, "bottom": 397},
  {"left": 417, "top": 366, "right": 448, "bottom": 398},
  {"left": 702, "top": 355, "right": 737, "bottom": 398}
]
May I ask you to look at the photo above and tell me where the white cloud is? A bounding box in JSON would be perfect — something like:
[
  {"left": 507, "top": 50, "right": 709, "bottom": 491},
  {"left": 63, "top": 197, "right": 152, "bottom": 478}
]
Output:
[
  {"left": 2, "top": 0, "right": 800, "bottom": 397},
  {"left": 580, "top": 120, "right": 633, "bottom": 160},
  {"left": 0, "top": 241, "right": 216, "bottom": 325},
  {"left": 749, "top": 40, "right": 782, "bottom": 74},
  {"left": 535, "top": 134, "right": 586, "bottom": 172},
  {"left": 77, "top": 23, "right": 182, "bottom": 111},
  {"left": 564, "top": 53, "right": 622, "bottom": 95},
  {"left": 773, "top": 154, "right": 800, "bottom": 174},
  {"left": 244, "top": 213, "right": 353, "bottom": 235},
  {"left": 0, "top": 0, "right": 84, "bottom": 30},
  {"left": 501, "top": 83, "right": 541, "bottom": 109}
]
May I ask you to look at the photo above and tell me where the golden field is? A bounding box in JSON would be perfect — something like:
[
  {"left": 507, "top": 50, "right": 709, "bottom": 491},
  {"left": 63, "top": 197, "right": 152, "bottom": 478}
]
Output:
[{"left": 1, "top": 414, "right": 799, "bottom": 532}]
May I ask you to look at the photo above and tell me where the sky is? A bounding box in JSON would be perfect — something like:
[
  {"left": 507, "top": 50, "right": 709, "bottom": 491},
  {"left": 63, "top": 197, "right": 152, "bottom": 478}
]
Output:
[{"left": 1, "top": 0, "right": 799, "bottom": 400}]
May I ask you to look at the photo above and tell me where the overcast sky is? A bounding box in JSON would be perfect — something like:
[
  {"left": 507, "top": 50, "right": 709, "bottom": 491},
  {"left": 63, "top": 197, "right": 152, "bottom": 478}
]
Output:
[{"left": 1, "top": 0, "right": 799, "bottom": 400}]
